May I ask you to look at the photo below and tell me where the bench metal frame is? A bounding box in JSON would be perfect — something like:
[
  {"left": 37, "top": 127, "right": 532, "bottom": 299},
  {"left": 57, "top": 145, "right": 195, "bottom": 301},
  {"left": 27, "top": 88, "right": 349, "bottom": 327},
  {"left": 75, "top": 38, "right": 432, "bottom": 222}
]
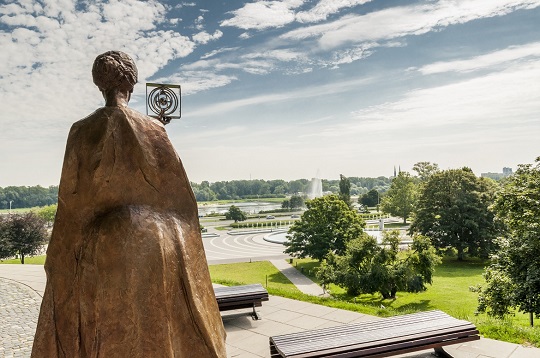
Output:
[
  {"left": 214, "top": 284, "right": 269, "bottom": 320},
  {"left": 269, "top": 310, "right": 479, "bottom": 357}
]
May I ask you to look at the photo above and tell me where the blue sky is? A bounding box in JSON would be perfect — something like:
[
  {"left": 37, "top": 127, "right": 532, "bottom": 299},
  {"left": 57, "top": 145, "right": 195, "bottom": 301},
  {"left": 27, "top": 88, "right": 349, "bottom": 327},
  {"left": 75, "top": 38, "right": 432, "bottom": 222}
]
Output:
[{"left": 1, "top": 0, "right": 539, "bottom": 186}]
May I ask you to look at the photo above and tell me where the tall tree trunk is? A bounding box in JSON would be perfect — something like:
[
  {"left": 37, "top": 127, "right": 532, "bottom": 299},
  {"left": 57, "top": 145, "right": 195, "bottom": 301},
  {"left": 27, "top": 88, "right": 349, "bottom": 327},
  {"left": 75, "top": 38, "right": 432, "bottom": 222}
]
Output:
[
  {"left": 457, "top": 247, "right": 464, "bottom": 261},
  {"left": 20, "top": 252, "right": 25, "bottom": 264}
]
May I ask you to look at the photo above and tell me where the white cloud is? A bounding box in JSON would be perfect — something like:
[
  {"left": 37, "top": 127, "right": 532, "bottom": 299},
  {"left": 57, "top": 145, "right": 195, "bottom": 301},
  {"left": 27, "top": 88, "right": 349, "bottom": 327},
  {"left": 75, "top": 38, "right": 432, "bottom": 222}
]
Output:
[
  {"left": 200, "top": 47, "right": 239, "bottom": 59},
  {"left": 0, "top": 0, "right": 196, "bottom": 143},
  {"left": 193, "top": 29, "right": 223, "bottom": 44},
  {"left": 158, "top": 71, "right": 238, "bottom": 95},
  {"left": 419, "top": 42, "right": 540, "bottom": 74},
  {"left": 186, "top": 75, "right": 373, "bottom": 118},
  {"left": 282, "top": 0, "right": 540, "bottom": 50},
  {"left": 221, "top": 0, "right": 305, "bottom": 30},
  {"left": 348, "top": 60, "right": 540, "bottom": 135},
  {"left": 296, "top": 0, "right": 372, "bottom": 23}
]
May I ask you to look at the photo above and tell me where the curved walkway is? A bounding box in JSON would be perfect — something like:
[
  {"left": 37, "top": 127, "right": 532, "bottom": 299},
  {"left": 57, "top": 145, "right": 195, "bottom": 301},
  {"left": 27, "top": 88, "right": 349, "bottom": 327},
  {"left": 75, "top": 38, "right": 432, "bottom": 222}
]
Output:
[{"left": 0, "top": 277, "right": 41, "bottom": 357}]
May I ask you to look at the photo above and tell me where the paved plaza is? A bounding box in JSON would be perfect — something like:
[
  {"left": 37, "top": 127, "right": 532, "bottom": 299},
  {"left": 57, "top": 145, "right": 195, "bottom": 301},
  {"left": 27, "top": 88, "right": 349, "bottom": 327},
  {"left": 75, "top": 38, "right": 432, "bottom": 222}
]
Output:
[{"left": 1, "top": 235, "right": 540, "bottom": 358}]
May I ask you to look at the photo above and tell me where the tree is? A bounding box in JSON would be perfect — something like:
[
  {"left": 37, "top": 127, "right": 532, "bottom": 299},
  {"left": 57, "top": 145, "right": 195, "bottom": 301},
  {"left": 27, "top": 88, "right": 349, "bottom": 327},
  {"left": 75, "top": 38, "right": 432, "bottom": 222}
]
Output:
[
  {"left": 317, "top": 231, "right": 440, "bottom": 299},
  {"left": 289, "top": 195, "right": 304, "bottom": 209},
  {"left": 411, "top": 168, "right": 498, "bottom": 260},
  {"left": 412, "top": 162, "right": 440, "bottom": 182},
  {"left": 380, "top": 172, "right": 417, "bottom": 224},
  {"left": 339, "top": 174, "right": 351, "bottom": 206},
  {"left": 359, "top": 189, "right": 379, "bottom": 207},
  {"left": 225, "top": 205, "right": 247, "bottom": 223},
  {"left": 285, "top": 195, "right": 365, "bottom": 261},
  {"left": 474, "top": 158, "right": 540, "bottom": 325},
  {"left": 0, "top": 213, "right": 48, "bottom": 264},
  {"left": 37, "top": 204, "right": 57, "bottom": 226}
]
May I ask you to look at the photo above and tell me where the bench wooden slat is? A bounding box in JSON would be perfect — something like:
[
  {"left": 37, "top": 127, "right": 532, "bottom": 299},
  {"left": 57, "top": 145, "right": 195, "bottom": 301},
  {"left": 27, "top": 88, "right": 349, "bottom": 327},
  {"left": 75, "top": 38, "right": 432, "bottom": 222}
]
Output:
[
  {"left": 214, "top": 284, "right": 269, "bottom": 320},
  {"left": 270, "top": 311, "right": 479, "bottom": 358}
]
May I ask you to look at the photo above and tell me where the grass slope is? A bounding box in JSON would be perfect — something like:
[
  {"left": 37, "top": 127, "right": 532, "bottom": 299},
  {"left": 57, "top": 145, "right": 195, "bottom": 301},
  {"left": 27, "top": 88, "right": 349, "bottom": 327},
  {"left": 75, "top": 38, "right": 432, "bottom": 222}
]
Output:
[{"left": 211, "top": 258, "right": 540, "bottom": 346}]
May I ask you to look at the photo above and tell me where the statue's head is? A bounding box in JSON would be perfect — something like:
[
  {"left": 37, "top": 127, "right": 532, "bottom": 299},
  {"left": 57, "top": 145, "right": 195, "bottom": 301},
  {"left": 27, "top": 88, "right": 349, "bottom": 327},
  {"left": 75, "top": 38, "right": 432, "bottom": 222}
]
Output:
[{"left": 92, "top": 51, "right": 138, "bottom": 94}]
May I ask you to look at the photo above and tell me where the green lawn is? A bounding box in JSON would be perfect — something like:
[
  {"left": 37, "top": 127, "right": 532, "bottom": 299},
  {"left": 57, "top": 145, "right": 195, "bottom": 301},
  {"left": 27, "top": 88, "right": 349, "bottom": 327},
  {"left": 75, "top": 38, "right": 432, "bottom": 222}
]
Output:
[
  {"left": 0, "top": 255, "right": 46, "bottom": 264},
  {"left": 292, "top": 257, "right": 540, "bottom": 346},
  {"left": 3, "top": 255, "right": 537, "bottom": 346}
]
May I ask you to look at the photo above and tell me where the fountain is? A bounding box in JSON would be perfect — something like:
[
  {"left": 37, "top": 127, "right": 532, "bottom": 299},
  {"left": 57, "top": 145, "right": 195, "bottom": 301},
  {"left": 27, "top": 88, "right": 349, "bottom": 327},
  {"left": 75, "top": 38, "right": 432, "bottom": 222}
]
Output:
[{"left": 307, "top": 177, "right": 323, "bottom": 199}]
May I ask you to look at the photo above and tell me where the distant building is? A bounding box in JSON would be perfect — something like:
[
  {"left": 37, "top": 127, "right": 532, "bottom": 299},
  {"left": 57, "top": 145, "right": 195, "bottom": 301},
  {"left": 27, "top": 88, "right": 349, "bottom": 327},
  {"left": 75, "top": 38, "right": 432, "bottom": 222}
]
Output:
[{"left": 481, "top": 167, "right": 513, "bottom": 180}]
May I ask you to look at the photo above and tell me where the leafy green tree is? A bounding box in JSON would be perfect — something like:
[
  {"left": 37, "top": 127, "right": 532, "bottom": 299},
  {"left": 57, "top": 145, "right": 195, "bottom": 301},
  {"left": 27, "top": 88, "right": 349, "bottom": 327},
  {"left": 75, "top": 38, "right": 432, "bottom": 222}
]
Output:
[
  {"left": 381, "top": 172, "right": 417, "bottom": 224},
  {"left": 412, "top": 162, "right": 440, "bottom": 182},
  {"left": 411, "top": 168, "right": 498, "bottom": 261},
  {"left": 474, "top": 159, "right": 540, "bottom": 325},
  {"left": 281, "top": 199, "right": 290, "bottom": 210},
  {"left": 339, "top": 174, "right": 351, "bottom": 206},
  {"left": 0, "top": 213, "right": 48, "bottom": 264},
  {"left": 289, "top": 195, "right": 304, "bottom": 209},
  {"left": 318, "top": 231, "right": 440, "bottom": 299},
  {"left": 285, "top": 195, "right": 365, "bottom": 261},
  {"left": 225, "top": 205, "right": 247, "bottom": 223},
  {"left": 37, "top": 204, "right": 57, "bottom": 226},
  {"left": 0, "top": 219, "right": 13, "bottom": 259},
  {"left": 359, "top": 189, "right": 379, "bottom": 207}
]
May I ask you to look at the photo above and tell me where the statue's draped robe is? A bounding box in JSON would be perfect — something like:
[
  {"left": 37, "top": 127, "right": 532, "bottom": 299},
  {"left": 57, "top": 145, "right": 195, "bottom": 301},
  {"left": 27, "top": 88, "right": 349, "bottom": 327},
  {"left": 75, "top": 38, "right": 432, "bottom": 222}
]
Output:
[{"left": 32, "top": 107, "right": 227, "bottom": 357}]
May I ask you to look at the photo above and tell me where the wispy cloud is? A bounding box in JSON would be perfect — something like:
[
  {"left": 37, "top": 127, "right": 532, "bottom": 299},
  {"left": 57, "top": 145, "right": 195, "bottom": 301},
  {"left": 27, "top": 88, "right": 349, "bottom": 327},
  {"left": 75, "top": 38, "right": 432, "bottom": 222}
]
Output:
[
  {"left": 296, "top": 0, "right": 372, "bottom": 23},
  {"left": 349, "top": 60, "right": 540, "bottom": 134},
  {"left": 220, "top": 0, "right": 304, "bottom": 30},
  {"left": 186, "top": 76, "right": 374, "bottom": 118},
  {"left": 282, "top": 0, "right": 540, "bottom": 50},
  {"left": 419, "top": 41, "right": 540, "bottom": 74}
]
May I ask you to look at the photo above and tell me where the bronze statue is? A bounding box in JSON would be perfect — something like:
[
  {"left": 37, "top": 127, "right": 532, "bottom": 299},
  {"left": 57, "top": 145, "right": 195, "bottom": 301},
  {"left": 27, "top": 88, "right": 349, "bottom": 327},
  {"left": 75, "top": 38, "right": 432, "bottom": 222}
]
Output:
[{"left": 31, "top": 51, "right": 227, "bottom": 357}]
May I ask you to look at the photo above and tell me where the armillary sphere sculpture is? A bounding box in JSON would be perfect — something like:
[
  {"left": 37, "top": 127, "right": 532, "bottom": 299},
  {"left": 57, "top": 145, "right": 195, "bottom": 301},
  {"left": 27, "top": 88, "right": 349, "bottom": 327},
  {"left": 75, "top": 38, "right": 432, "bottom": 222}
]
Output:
[{"left": 146, "top": 83, "right": 181, "bottom": 125}]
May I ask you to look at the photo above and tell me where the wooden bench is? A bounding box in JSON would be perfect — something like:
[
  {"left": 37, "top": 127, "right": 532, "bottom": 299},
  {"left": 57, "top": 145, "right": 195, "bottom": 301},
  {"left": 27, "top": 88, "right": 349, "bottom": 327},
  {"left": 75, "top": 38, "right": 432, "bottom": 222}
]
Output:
[
  {"left": 269, "top": 310, "right": 479, "bottom": 357},
  {"left": 214, "top": 284, "right": 269, "bottom": 320}
]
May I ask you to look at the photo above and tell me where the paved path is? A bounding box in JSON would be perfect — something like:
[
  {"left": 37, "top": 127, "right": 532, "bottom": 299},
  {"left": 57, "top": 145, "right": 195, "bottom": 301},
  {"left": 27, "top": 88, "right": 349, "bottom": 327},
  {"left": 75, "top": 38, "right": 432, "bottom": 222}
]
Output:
[
  {"left": 270, "top": 259, "right": 326, "bottom": 296},
  {"left": 203, "top": 229, "right": 289, "bottom": 264},
  {"left": 0, "top": 278, "right": 41, "bottom": 357},
  {"left": 2, "top": 265, "right": 540, "bottom": 357}
]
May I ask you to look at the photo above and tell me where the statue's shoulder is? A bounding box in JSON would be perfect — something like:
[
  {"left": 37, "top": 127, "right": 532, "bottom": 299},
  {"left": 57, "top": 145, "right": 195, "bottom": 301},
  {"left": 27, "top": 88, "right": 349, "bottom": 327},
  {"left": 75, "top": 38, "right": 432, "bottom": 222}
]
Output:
[{"left": 123, "top": 107, "right": 163, "bottom": 127}]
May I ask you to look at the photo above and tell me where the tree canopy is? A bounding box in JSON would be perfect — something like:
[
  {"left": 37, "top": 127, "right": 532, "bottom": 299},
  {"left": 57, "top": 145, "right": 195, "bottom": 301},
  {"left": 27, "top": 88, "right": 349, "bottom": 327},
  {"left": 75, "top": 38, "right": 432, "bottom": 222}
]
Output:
[
  {"left": 411, "top": 168, "right": 498, "bottom": 260},
  {"left": 0, "top": 212, "right": 48, "bottom": 264},
  {"left": 412, "top": 161, "right": 440, "bottom": 182},
  {"left": 475, "top": 158, "right": 540, "bottom": 324},
  {"left": 0, "top": 185, "right": 58, "bottom": 209},
  {"left": 317, "top": 231, "right": 440, "bottom": 299},
  {"left": 225, "top": 205, "right": 247, "bottom": 222},
  {"left": 381, "top": 172, "right": 417, "bottom": 224},
  {"left": 284, "top": 195, "right": 365, "bottom": 261},
  {"left": 359, "top": 189, "right": 379, "bottom": 207},
  {"left": 339, "top": 174, "right": 351, "bottom": 206}
]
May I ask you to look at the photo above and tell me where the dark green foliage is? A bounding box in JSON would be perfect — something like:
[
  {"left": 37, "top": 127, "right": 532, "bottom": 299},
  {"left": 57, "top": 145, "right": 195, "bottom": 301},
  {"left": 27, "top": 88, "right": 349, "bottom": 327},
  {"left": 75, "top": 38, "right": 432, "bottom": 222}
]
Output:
[
  {"left": 285, "top": 195, "right": 365, "bottom": 261},
  {"left": 282, "top": 195, "right": 305, "bottom": 210},
  {"left": 359, "top": 189, "right": 379, "bottom": 207},
  {"left": 0, "top": 213, "right": 48, "bottom": 264},
  {"left": 339, "top": 174, "right": 351, "bottom": 206},
  {"left": 381, "top": 172, "right": 417, "bottom": 224},
  {"left": 225, "top": 205, "right": 247, "bottom": 222},
  {"left": 411, "top": 168, "right": 498, "bottom": 260},
  {"left": 318, "top": 231, "right": 440, "bottom": 299},
  {"left": 191, "top": 177, "right": 392, "bottom": 202},
  {"left": 475, "top": 158, "right": 540, "bottom": 324},
  {"left": 0, "top": 185, "right": 58, "bottom": 209}
]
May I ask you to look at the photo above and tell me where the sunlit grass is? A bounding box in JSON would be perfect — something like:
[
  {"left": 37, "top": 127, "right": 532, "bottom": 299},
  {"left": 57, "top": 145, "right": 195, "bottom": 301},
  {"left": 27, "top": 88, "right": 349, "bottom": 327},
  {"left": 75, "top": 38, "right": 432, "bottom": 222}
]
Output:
[
  {"left": 0, "top": 255, "right": 46, "bottom": 264},
  {"left": 291, "top": 257, "right": 540, "bottom": 346}
]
